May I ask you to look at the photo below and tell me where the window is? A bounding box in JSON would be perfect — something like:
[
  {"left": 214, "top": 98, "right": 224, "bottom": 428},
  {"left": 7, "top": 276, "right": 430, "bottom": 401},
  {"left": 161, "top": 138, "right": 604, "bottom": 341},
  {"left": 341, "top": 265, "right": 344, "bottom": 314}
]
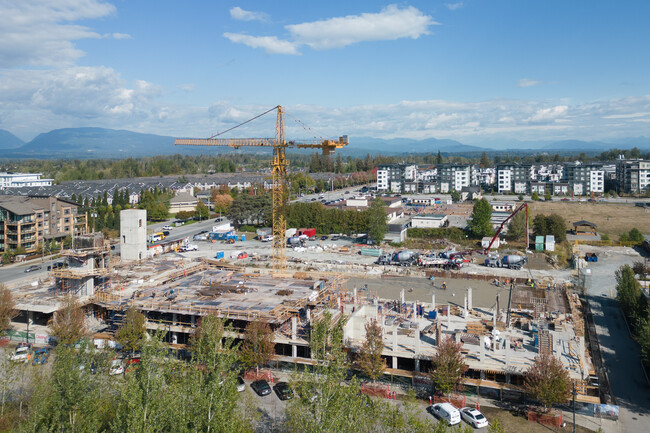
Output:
[{"left": 139, "top": 219, "right": 142, "bottom": 227}]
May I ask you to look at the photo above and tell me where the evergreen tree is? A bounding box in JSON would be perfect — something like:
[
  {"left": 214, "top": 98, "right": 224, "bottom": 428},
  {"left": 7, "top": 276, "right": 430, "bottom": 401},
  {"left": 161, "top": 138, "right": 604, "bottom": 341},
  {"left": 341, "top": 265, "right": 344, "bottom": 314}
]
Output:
[
  {"left": 436, "top": 150, "right": 443, "bottom": 164},
  {"left": 468, "top": 198, "right": 493, "bottom": 238},
  {"left": 506, "top": 210, "right": 527, "bottom": 241},
  {"left": 366, "top": 198, "right": 387, "bottom": 243}
]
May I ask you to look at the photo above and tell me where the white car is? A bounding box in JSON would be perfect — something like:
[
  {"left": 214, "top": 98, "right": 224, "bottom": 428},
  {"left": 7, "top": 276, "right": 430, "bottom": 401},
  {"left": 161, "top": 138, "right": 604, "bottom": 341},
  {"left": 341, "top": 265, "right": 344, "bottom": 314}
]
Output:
[
  {"left": 109, "top": 359, "right": 124, "bottom": 375},
  {"left": 9, "top": 345, "right": 30, "bottom": 363},
  {"left": 460, "top": 407, "right": 488, "bottom": 428},
  {"left": 162, "top": 225, "right": 173, "bottom": 231},
  {"left": 180, "top": 244, "right": 198, "bottom": 252}
]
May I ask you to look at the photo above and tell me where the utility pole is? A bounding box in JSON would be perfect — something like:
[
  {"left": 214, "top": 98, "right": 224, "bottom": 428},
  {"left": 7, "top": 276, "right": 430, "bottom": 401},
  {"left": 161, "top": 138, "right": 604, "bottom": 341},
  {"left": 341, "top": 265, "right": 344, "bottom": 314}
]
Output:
[{"left": 572, "top": 382, "right": 576, "bottom": 433}]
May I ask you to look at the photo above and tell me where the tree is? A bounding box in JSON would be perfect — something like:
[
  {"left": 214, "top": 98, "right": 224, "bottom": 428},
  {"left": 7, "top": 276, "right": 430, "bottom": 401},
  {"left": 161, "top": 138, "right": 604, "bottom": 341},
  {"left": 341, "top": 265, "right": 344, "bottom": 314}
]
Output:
[
  {"left": 524, "top": 353, "right": 570, "bottom": 412},
  {"left": 436, "top": 150, "right": 443, "bottom": 164},
  {"left": 194, "top": 200, "right": 210, "bottom": 220},
  {"left": 489, "top": 419, "right": 506, "bottom": 433},
  {"left": 467, "top": 198, "right": 493, "bottom": 238},
  {"left": 211, "top": 193, "right": 234, "bottom": 215},
  {"left": 479, "top": 152, "right": 490, "bottom": 168},
  {"left": 0, "top": 284, "right": 17, "bottom": 334},
  {"left": 629, "top": 228, "right": 644, "bottom": 243},
  {"left": 115, "top": 305, "right": 147, "bottom": 355},
  {"left": 616, "top": 265, "right": 646, "bottom": 323},
  {"left": 531, "top": 191, "right": 540, "bottom": 201},
  {"left": 450, "top": 190, "right": 462, "bottom": 203},
  {"left": 175, "top": 210, "right": 193, "bottom": 220},
  {"left": 430, "top": 337, "right": 468, "bottom": 395},
  {"left": 544, "top": 191, "right": 552, "bottom": 201},
  {"left": 506, "top": 211, "right": 527, "bottom": 241},
  {"left": 546, "top": 213, "right": 567, "bottom": 242},
  {"left": 366, "top": 198, "right": 387, "bottom": 244},
  {"left": 240, "top": 320, "right": 275, "bottom": 371},
  {"left": 357, "top": 319, "right": 385, "bottom": 381},
  {"left": 48, "top": 295, "right": 87, "bottom": 345},
  {"left": 518, "top": 194, "right": 524, "bottom": 201}
]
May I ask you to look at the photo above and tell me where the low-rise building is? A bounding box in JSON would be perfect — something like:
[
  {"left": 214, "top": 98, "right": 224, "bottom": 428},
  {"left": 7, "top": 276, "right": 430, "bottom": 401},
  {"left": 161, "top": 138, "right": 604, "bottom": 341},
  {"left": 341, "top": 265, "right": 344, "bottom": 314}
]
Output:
[
  {"left": 410, "top": 214, "right": 448, "bottom": 228},
  {"left": 617, "top": 159, "right": 650, "bottom": 194},
  {"left": 437, "top": 163, "right": 477, "bottom": 193},
  {"left": 0, "top": 172, "right": 53, "bottom": 189},
  {"left": 376, "top": 164, "right": 417, "bottom": 193}
]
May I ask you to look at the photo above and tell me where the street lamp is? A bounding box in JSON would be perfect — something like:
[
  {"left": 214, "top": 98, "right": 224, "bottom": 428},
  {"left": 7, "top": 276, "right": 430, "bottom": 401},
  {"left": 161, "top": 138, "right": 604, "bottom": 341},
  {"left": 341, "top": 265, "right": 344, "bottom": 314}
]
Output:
[
  {"left": 91, "top": 212, "right": 97, "bottom": 233},
  {"left": 26, "top": 318, "right": 33, "bottom": 345},
  {"left": 572, "top": 382, "right": 577, "bottom": 433}
]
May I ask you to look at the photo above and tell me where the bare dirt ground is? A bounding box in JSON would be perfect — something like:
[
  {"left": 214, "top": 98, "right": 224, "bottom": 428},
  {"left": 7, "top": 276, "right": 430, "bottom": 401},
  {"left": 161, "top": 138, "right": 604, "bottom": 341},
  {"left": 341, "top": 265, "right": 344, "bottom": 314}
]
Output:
[
  {"left": 480, "top": 406, "right": 597, "bottom": 433},
  {"left": 528, "top": 201, "right": 650, "bottom": 239}
]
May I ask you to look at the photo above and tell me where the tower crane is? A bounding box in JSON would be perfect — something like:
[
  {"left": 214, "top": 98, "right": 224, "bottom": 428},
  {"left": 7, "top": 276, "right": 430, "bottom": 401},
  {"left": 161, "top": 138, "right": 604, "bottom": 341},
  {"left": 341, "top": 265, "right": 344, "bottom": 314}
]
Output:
[{"left": 174, "top": 105, "right": 348, "bottom": 275}]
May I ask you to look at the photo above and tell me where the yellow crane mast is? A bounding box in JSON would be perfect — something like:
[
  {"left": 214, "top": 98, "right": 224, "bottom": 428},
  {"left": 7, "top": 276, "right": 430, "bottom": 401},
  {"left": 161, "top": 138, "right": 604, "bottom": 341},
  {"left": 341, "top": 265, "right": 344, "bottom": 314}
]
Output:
[{"left": 175, "top": 105, "right": 348, "bottom": 275}]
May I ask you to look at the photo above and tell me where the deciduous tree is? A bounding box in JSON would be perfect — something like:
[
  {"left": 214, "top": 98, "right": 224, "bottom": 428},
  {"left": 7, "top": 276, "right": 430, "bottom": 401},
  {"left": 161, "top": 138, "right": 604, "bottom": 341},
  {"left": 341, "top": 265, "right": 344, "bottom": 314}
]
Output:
[
  {"left": 48, "top": 295, "right": 87, "bottom": 345},
  {"left": 366, "top": 198, "right": 387, "bottom": 244},
  {"left": 240, "top": 320, "right": 275, "bottom": 371},
  {"left": 430, "top": 337, "right": 468, "bottom": 395},
  {"left": 524, "top": 353, "right": 570, "bottom": 412},
  {"left": 531, "top": 191, "right": 540, "bottom": 201},
  {"left": 450, "top": 190, "right": 462, "bottom": 203},
  {"left": 115, "top": 305, "right": 147, "bottom": 355},
  {"left": 0, "top": 284, "right": 17, "bottom": 333},
  {"left": 194, "top": 199, "right": 210, "bottom": 220},
  {"left": 357, "top": 319, "right": 385, "bottom": 381}
]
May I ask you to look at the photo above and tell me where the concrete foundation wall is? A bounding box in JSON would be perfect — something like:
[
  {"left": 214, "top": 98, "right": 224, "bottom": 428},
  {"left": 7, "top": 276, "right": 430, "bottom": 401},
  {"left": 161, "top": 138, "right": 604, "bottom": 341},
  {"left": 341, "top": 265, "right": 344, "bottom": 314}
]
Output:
[{"left": 120, "top": 209, "right": 147, "bottom": 262}]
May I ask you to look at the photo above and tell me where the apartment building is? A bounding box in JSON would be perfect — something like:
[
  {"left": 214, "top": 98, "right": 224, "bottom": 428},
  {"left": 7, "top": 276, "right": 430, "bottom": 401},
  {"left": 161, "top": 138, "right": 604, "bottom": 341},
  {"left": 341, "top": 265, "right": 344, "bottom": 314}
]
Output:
[
  {"left": 0, "top": 195, "right": 87, "bottom": 254},
  {"left": 496, "top": 163, "right": 533, "bottom": 194},
  {"left": 0, "top": 172, "right": 53, "bottom": 189},
  {"left": 437, "top": 163, "right": 477, "bottom": 193},
  {"left": 564, "top": 162, "right": 604, "bottom": 195},
  {"left": 617, "top": 159, "right": 650, "bottom": 194},
  {"left": 376, "top": 164, "right": 417, "bottom": 193}
]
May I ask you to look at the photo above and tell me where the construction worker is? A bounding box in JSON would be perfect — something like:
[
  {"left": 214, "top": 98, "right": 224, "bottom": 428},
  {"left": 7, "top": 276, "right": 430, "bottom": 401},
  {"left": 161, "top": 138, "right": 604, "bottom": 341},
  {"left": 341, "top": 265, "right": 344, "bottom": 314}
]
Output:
[{"left": 441, "top": 281, "right": 447, "bottom": 290}]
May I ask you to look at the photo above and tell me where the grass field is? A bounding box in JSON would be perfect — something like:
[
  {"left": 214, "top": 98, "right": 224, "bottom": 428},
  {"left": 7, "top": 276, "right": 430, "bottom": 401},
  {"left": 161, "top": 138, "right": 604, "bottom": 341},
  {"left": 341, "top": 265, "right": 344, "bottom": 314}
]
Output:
[{"left": 528, "top": 201, "right": 650, "bottom": 240}]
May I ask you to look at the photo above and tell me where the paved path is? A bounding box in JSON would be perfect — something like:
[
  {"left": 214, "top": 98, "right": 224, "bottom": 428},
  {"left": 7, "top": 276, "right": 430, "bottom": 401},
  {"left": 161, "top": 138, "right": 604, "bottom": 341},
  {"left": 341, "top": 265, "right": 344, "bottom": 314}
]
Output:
[{"left": 579, "top": 245, "right": 650, "bottom": 433}]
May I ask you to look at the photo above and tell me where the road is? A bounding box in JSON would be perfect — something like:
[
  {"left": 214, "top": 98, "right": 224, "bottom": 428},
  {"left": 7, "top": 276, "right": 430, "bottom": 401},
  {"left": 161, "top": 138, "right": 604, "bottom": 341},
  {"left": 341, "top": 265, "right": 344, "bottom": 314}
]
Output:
[{"left": 579, "top": 245, "right": 650, "bottom": 432}]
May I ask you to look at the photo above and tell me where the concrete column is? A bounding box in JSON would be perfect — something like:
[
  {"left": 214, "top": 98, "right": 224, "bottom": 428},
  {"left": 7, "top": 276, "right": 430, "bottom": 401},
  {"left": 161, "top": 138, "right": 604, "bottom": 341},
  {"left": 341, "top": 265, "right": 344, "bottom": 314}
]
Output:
[
  {"left": 400, "top": 289, "right": 405, "bottom": 305},
  {"left": 463, "top": 295, "right": 467, "bottom": 316},
  {"left": 467, "top": 288, "right": 472, "bottom": 311},
  {"left": 447, "top": 303, "right": 451, "bottom": 328},
  {"left": 431, "top": 294, "right": 435, "bottom": 310},
  {"left": 191, "top": 315, "right": 196, "bottom": 327},
  {"left": 172, "top": 313, "right": 177, "bottom": 326},
  {"left": 306, "top": 308, "right": 311, "bottom": 322},
  {"left": 415, "top": 358, "right": 420, "bottom": 372},
  {"left": 480, "top": 338, "right": 485, "bottom": 362},
  {"left": 505, "top": 333, "right": 511, "bottom": 365},
  {"left": 412, "top": 302, "right": 417, "bottom": 320},
  {"left": 353, "top": 288, "right": 357, "bottom": 305},
  {"left": 392, "top": 356, "right": 398, "bottom": 369},
  {"left": 292, "top": 344, "right": 298, "bottom": 358},
  {"left": 415, "top": 329, "right": 421, "bottom": 355},
  {"left": 291, "top": 316, "right": 297, "bottom": 340},
  {"left": 392, "top": 328, "right": 398, "bottom": 351}
]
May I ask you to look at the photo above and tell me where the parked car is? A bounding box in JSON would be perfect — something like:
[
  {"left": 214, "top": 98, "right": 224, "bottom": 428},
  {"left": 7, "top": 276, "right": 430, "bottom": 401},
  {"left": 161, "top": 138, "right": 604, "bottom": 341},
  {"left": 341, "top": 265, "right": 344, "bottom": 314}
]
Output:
[
  {"left": 32, "top": 348, "right": 49, "bottom": 365},
  {"left": 237, "top": 252, "right": 248, "bottom": 259},
  {"left": 180, "top": 244, "right": 198, "bottom": 252},
  {"left": 430, "top": 403, "right": 461, "bottom": 426},
  {"left": 250, "top": 380, "right": 272, "bottom": 396},
  {"left": 162, "top": 225, "right": 173, "bottom": 231},
  {"left": 320, "top": 235, "right": 329, "bottom": 240},
  {"left": 273, "top": 382, "right": 293, "bottom": 400},
  {"left": 331, "top": 235, "right": 340, "bottom": 241},
  {"left": 9, "top": 344, "right": 30, "bottom": 363},
  {"left": 236, "top": 376, "right": 246, "bottom": 392},
  {"left": 109, "top": 359, "right": 124, "bottom": 375},
  {"left": 460, "top": 407, "right": 488, "bottom": 428},
  {"left": 47, "top": 262, "right": 67, "bottom": 271},
  {"left": 24, "top": 265, "right": 41, "bottom": 273}
]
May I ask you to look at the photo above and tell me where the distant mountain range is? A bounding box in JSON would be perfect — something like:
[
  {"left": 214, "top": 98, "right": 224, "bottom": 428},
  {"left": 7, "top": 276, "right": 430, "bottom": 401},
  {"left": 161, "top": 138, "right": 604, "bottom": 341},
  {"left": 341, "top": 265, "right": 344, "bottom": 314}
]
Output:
[{"left": 1, "top": 127, "right": 649, "bottom": 159}]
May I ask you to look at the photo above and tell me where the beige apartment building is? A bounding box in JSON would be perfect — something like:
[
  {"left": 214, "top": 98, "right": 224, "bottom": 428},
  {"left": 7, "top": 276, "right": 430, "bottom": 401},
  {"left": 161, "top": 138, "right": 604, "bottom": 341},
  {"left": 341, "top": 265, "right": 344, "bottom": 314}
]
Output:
[{"left": 0, "top": 195, "right": 87, "bottom": 254}]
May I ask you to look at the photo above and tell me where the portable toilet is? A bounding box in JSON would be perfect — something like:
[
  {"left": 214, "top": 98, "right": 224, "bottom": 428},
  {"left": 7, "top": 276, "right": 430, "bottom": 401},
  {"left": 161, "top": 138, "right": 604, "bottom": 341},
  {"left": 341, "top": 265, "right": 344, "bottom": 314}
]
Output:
[
  {"left": 535, "top": 236, "right": 544, "bottom": 251},
  {"left": 545, "top": 235, "right": 555, "bottom": 252},
  {"left": 241, "top": 234, "right": 246, "bottom": 242}
]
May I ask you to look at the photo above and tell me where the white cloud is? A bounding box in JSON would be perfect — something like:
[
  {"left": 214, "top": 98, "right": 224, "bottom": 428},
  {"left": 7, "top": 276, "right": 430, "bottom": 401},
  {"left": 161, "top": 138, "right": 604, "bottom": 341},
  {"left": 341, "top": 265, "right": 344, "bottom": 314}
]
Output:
[
  {"left": 223, "top": 33, "right": 300, "bottom": 55},
  {"left": 524, "top": 106, "right": 568, "bottom": 124},
  {"left": 229, "top": 6, "right": 269, "bottom": 22},
  {"left": 517, "top": 78, "right": 541, "bottom": 88},
  {"left": 225, "top": 5, "right": 437, "bottom": 54},
  {"left": 112, "top": 33, "right": 131, "bottom": 40},
  {"left": 178, "top": 84, "right": 195, "bottom": 92},
  {"left": 0, "top": 0, "right": 116, "bottom": 67},
  {"left": 445, "top": 2, "right": 464, "bottom": 11}
]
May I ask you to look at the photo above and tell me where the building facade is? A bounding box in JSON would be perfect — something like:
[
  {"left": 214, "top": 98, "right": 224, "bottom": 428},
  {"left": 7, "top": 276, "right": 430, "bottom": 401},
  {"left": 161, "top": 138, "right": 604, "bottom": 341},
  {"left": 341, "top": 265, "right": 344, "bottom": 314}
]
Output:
[
  {"left": 496, "top": 163, "right": 533, "bottom": 194},
  {"left": 617, "top": 159, "right": 650, "bottom": 194},
  {"left": 0, "top": 172, "right": 53, "bottom": 189},
  {"left": 564, "top": 162, "right": 604, "bottom": 195},
  {"left": 376, "top": 164, "right": 417, "bottom": 193},
  {"left": 0, "top": 195, "right": 87, "bottom": 254},
  {"left": 437, "top": 164, "right": 477, "bottom": 193}
]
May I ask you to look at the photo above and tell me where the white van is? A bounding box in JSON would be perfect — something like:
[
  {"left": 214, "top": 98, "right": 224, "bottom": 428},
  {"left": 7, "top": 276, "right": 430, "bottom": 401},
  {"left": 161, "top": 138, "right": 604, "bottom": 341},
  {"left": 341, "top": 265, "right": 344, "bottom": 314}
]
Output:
[{"left": 431, "top": 402, "right": 461, "bottom": 426}]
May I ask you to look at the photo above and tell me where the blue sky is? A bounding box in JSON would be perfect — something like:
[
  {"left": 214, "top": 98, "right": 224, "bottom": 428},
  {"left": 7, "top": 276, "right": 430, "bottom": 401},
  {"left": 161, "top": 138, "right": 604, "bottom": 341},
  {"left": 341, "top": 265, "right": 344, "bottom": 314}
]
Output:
[{"left": 1, "top": 0, "right": 650, "bottom": 147}]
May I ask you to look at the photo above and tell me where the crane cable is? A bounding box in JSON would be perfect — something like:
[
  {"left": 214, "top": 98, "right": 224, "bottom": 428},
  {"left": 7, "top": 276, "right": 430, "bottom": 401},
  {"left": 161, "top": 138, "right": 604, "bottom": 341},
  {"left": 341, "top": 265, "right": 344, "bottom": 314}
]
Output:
[
  {"left": 208, "top": 105, "right": 279, "bottom": 139},
  {"left": 284, "top": 111, "right": 325, "bottom": 141}
]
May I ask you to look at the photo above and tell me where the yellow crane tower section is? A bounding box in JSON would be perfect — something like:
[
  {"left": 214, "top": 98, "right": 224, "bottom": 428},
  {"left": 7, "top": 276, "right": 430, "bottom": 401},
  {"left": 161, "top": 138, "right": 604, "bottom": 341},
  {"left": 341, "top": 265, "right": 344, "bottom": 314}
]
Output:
[{"left": 174, "top": 105, "right": 348, "bottom": 276}]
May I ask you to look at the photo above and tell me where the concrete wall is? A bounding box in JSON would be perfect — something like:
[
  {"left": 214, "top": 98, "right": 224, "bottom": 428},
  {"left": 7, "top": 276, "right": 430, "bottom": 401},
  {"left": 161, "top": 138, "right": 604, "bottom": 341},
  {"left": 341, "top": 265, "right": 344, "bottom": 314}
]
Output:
[{"left": 120, "top": 209, "right": 147, "bottom": 262}]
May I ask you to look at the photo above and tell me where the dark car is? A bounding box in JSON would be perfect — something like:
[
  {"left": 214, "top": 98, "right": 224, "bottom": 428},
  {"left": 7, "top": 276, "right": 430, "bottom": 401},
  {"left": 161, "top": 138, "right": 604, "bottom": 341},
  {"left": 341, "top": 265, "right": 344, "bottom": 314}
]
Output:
[
  {"left": 250, "top": 380, "right": 272, "bottom": 396},
  {"left": 24, "top": 265, "right": 41, "bottom": 273},
  {"left": 274, "top": 382, "right": 293, "bottom": 400},
  {"left": 198, "top": 230, "right": 208, "bottom": 235},
  {"left": 320, "top": 235, "right": 329, "bottom": 240},
  {"left": 47, "top": 262, "right": 68, "bottom": 271},
  {"left": 162, "top": 231, "right": 170, "bottom": 236}
]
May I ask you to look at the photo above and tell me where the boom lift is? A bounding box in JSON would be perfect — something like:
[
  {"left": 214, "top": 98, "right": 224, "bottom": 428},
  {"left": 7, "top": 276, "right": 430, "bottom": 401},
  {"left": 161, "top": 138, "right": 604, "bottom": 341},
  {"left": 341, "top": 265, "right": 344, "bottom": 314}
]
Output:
[{"left": 174, "top": 105, "right": 348, "bottom": 275}]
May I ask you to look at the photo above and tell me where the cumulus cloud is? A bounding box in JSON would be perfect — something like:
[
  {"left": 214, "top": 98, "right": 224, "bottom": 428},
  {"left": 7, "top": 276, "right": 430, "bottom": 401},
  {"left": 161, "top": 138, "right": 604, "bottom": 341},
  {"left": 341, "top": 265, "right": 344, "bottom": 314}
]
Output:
[
  {"left": 111, "top": 33, "right": 131, "bottom": 40},
  {"left": 517, "top": 78, "right": 541, "bottom": 88},
  {"left": 445, "top": 2, "right": 464, "bottom": 11},
  {"left": 178, "top": 83, "right": 195, "bottom": 92},
  {"left": 0, "top": 0, "right": 116, "bottom": 67},
  {"left": 223, "top": 33, "right": 300, "bottom": 55},
  {"left": 524, "top": 105, "right": 568, "bottom": 124},
  {"left": 224, "top": 5, "right": 437, "bottom": 54},
  {"left": 229, "top": 6, "right": 269, "bottom": 22}
]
